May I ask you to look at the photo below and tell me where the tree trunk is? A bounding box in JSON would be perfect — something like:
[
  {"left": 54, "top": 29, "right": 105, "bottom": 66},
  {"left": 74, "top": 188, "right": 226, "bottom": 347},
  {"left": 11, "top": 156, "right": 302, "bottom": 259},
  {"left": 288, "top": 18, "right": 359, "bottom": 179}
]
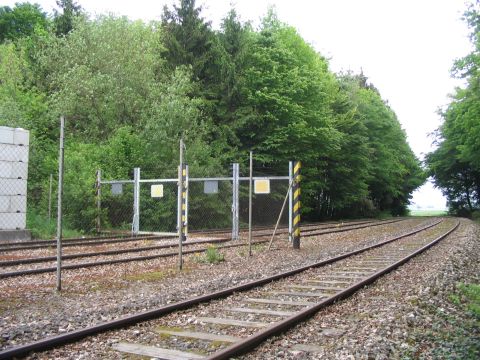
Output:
[{"left": 465, "top": 186, "right": 473, "bottom": 212}]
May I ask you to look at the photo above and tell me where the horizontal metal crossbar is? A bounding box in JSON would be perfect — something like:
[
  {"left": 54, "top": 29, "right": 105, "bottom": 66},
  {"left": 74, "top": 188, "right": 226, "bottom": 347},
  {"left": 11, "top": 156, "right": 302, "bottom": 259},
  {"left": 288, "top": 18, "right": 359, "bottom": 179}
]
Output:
[
  {"left": 100, "top": 180, "right": 134, "bottom": 185},
  {"left": 101, "top": 176, "right": 290, "bottom": 185}
]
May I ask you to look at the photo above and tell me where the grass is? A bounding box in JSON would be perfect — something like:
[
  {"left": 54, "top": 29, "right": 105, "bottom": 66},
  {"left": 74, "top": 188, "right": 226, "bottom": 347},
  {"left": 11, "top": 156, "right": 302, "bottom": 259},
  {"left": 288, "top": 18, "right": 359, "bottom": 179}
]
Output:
[
  {"left": 236, "top": 242, "right": 266, "bottom": 257},
  {"left": 194, "top": 244, "right": 225, "bottom": 264},
  {"left": 472, "top": 210, "right": 480, "bottom": 222},
  {"left": 404, "top": 282, "right": 480, "bottom": 359},
  {"left": 27, "top": 210, "right": 81, "bottom": 239},
  {"left": 449, "top": 283, "right": 480, "bottom": 319},
  {"left": 409, "top": 209, "right": 448, "bottom": 217}
]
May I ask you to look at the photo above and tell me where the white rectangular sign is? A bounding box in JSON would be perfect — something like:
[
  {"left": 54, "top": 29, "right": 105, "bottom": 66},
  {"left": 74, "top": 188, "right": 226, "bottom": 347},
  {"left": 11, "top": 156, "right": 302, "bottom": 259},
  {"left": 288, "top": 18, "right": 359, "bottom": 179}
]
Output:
[
  {"left": 151, "top": 184, "right": 164, "bottom": 198},
  {"left": 204, "top": 180, "right": 218, "bottom": 194},
  {"left": 254, "top": 179, "right": 270, "bottom": 194},
  {"left": 111, "top": 183, "right": 123, "bottom": 195}
]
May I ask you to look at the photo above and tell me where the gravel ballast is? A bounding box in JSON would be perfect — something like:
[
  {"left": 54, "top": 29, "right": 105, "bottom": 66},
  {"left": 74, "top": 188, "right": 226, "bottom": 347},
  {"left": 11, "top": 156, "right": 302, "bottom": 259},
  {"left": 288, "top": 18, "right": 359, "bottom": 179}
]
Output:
[
  {"left": 242, "top": 218, "right": 479, "bottom": 359},
  {"left": 0, "top": 217, "right": 477, "bottom": 358}
]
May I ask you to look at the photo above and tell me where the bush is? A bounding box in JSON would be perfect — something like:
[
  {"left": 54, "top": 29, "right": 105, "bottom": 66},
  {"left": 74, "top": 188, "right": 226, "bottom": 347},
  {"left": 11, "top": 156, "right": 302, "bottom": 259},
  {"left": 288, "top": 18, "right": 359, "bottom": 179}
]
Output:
[
  {"left": 201, "top": 244, "right": 225, "bottom": 264},
  {"left": 27, "top": 209, "right": 81, "bottom": 239},
  {"left": 471, "top": 210, "right": 480, "bottom": 222}
]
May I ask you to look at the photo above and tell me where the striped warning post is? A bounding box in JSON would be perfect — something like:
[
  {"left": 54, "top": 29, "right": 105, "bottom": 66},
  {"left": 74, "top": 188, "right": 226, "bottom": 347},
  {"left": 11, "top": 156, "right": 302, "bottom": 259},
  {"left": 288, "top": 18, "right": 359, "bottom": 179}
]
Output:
[
  {"left": 181, "top": 165, "right": 187, "bottom": 241},
  {"left": 292, "top": 161, "right": 301, "bottom": 249}
]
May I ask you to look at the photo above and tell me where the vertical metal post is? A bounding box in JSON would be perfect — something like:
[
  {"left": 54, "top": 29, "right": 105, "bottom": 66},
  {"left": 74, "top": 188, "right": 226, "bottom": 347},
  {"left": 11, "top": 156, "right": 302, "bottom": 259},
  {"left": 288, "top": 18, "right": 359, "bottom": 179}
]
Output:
[
  {"left": 177, "top": 166, "right": 182, "bottom": 239},
  {"left": 178, "top": 138, "right": 184, "bottom": 270},
  {"left": 292, "top": 160, "right": 301, "bottom": 249},
  {"left": 248, "top": 152, "right": 253, "bottom": 256},
  {"left": 96, "top": 169, "right": 101, "bottom": 233},
  {"left": 184, "top": 164, "right": 189, "bottom": 238},
  {"left": 132, "top": 167, "right": 140, "bottom": 235},
  {"left": 48, "top": 173, "right": 53, "bottom": 220},
  {"left": 56, "top": 116, "right": 65, "bottom": 291},
  {"left": 232, "top": 163, "right": 239, "bottom": 240},
  {"left": 288, "top": 161, "right": 293, "bottom": 242}
]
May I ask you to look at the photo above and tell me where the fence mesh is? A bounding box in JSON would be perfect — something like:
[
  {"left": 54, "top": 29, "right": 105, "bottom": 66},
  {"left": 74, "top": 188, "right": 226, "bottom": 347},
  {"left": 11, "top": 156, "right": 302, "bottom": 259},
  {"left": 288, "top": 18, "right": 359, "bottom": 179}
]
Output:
[
  {"left": 139, "top": 181, "right": 177, "bottom": 233},
  {"left": 188, "top": 180, "right": 232, "bottom": 232},
  {"left": 100, "top": 182, "right": 134, "bottom": 235},
  {"left": 0, "top": 122, "right": 294, "bottom": 242},
  {"left": 239, "top": 179, "right": 289, "bottom": 229}
]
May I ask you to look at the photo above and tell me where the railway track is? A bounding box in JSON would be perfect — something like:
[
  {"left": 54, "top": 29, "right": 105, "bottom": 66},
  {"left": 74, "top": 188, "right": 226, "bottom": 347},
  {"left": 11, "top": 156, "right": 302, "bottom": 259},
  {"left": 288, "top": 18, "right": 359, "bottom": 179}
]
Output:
[
  {"left": 0, "top": 218, "right": 457, "bottom": 359},
  {"left": 0, "top": 218, "right": 388, "bottom": 252},
  {"left": 0, "top": 219, "right": 404, "bottom": 279}
]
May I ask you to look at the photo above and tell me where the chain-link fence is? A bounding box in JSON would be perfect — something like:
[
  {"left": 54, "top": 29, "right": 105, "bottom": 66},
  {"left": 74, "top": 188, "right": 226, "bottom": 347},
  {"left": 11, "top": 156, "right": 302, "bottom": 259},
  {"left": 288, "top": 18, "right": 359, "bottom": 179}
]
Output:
[
  {"left": 239, "top": 178, "right": 289, "bottom": 229},
  {"left": 188, "top": 178, "right": 233, "bottom": 232},
  {"left": 99, "top": 172, "right": 179, "bottom": 236},
  {"left": 139, "top": 180, "right": 177, "bottom": 234},
  {"left": 99, "top": 181, "right": 134, "bottom": 235},
  {"left": 0, "top": 121, "right": 295, "bottom": 242},
  {"left": 98, "top": 163, "right": 292, "bottom": 239}
]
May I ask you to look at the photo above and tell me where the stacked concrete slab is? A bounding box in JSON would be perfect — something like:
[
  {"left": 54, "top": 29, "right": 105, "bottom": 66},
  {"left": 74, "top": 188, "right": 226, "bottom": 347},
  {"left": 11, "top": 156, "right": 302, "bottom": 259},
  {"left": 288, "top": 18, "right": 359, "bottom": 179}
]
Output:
[{"left": 0, "top": 126, "right": 29, "bottom": 239}]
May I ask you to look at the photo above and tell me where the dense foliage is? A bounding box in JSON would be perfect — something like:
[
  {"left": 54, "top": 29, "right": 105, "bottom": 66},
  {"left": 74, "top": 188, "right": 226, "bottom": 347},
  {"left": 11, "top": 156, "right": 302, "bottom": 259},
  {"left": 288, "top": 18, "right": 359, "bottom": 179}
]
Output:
[
  {"left": 0, "top": 1, "right": 424, "bottom": 235},
  {"left": 426, "top": 1, "right": 480, "bottom": 216}
]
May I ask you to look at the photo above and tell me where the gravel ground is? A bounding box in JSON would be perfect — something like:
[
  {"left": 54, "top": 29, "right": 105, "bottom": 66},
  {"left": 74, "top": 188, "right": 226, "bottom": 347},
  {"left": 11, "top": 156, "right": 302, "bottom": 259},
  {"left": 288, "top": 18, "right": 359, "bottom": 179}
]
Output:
[
  {"left": 0, "top": 217, "right": 450, "bottom": 356},
  {"left": 242, "top": 218, "right": 479, "bottom": 359}
]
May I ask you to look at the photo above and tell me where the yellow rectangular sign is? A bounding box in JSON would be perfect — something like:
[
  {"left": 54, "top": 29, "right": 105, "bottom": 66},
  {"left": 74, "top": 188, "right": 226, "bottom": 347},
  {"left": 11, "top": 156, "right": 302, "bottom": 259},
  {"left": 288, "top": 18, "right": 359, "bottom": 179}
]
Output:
[
  {"left": 151, "top": 184, "right": 164, "bottom": 198},
  {"left": 254, "top": 179, "right": 270, "bottom": 194}
]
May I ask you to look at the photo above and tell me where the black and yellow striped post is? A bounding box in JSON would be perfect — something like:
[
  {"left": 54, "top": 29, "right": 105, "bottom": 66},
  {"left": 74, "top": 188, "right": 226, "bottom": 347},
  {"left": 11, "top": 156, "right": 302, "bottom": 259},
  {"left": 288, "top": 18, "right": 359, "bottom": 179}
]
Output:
[
  {"left": 292, "top": 160, "right": 301, "bottom": 249},
  {"left": 181, "top": 164, "right": 187, "bottom": 242}
]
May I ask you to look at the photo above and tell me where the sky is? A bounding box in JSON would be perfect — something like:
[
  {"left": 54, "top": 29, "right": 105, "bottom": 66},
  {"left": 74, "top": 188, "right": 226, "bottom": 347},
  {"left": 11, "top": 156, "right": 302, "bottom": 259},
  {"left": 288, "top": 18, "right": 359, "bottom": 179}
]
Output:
[{"left": 5, "top": 0, "right": 474, "bottom": 209}]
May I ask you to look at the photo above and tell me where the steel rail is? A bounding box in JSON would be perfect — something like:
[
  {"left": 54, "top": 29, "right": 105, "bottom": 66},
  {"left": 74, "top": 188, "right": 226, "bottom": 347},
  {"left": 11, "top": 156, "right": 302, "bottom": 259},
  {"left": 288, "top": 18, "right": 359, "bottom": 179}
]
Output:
[
  {"left": 0, "top": 238, "right": 271, "bottom": 279},
  {"left": 0, "top": 219, "right": 408, "bottom": 276},
  {"left": 0, "top": 235, "right": 175, "bottom": 252},
  {"left": 0, "top": 237, "right": 231, "bottom": 267},
  {"left": 189, "top": 219, "right": 378, "bottom": 239},
  {"left": 303, "top": 218, "right": 403, "bottom": 237},
  {"left": 0, "top": 218, "right": 401, "bottom": 252},
  {"left": 0, "top": 223, "right": 299, "bottom": 250},
  {"left": 0, "top": 233, "right": 159, "bottom": 247},
  {"left": 187, "top": 219, "right": 374, "bottom": 235},
  {"left": 0, "top": 218, "right": 399, "bottom": 254},
  {"left": 0, "top": 219, "right": 443, "bottom": 359},
  {"left": 0, "top": 220, "right": 323, "bottom": 247},
  {"left": 208, "top": 220, "right": 460, "bottom": 359}
]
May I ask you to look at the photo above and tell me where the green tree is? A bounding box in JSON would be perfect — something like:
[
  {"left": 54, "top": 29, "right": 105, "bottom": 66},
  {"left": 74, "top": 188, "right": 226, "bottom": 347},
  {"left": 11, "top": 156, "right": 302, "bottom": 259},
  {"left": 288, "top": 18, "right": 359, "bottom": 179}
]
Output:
[
  {"left": 36, "top": 16, "right": 166, "bottom": 139},
  {"left": 229, "top": 12, "right": 343, "bottom": 217},
  {"left": 338, "top": 72, "right": 425, "bottom": 216},
  {"left": 427, "top": 1, "right": 480, "bottom": 214},
  {"left": 213, "top": 8, "right": 252, "bottom": 145},
  {"left": 0, "top": 2, "right": 49, "bottom": 43},
  {"left": 53, "top": 0, "right": 83, "bottom": 36},
  {"left": 161, "top": 0, "right": 214, "bottom": 83},
  {"left": 0, "top": 5, "right": 427, "bottom": 233}
]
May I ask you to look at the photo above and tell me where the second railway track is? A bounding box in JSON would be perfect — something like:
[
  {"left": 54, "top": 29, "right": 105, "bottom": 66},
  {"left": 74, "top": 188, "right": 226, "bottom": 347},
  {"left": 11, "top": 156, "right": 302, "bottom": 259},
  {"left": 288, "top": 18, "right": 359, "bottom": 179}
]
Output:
[
  {"left": 0, "top": 218, "right": 398, "bottom": 253},
  {"left": 0, "top": 219, "right": 404, "bottom": 279},
  {"left": 0, "top": 218, "right": 458, "bottom": 359}
]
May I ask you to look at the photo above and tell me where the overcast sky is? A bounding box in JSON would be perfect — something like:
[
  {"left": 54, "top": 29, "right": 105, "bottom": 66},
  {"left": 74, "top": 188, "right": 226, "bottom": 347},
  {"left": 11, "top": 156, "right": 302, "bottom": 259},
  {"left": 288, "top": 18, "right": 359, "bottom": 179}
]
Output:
[{"left": 5, "top": 0, "right": 473, "bottom": 209}]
